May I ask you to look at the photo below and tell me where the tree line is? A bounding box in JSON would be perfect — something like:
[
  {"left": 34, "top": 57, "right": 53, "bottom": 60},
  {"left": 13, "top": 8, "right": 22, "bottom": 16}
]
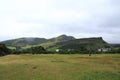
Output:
[
  {"left": 0, "top": 43, "right": 120, "bottom": 56},
  {"left": 0, "top": 43, "right": 46, "bottom": 56}
]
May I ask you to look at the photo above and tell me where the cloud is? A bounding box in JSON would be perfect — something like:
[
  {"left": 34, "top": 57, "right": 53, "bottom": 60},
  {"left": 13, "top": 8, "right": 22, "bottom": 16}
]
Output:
[{"left": 0, "top": 0, "right": 120, "bottom": 43}]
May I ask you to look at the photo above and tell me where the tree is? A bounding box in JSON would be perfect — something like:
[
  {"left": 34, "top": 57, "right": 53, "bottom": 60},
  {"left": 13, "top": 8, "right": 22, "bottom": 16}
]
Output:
[
  {"left": 31, "top": 46, "right": 46, "bottom": 54},
  {"left": 85, "top": 45, "right": 97, "bottom": 56},
  {"left": 0, "top": 43, "right": 11, "bottom": 56}
]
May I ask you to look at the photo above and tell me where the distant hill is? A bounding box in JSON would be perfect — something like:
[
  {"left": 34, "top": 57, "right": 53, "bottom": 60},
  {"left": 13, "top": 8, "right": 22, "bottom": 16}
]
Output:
[
  {"left": 1, "top": 35, "right": 111, "bottom": 52},
  {"left": 1, "top": 34, "right": 75, "bottom": 47},
  {"left": 1, "top": 38, "right": 47, "bottom": 46},
  {"left": 110, "top": 44, "right": 120, "bottom": 48},
  {"left": 49, "top": 34, "right": 75, "bottom": 42},
  {"left": 42, "top": 37, "right": 111, "bottom": 51}
]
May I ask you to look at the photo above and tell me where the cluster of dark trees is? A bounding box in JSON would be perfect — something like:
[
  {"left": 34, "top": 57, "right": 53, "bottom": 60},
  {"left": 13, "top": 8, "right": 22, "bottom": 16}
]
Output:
[
  {"left": 0, "top": 43, "right": 46, "bottom": 56},
  {"left": 12, "top": 46, "right": 46, "bottom": 54},
  {"left": 0, "top": 43, "right": 120, "bottom": 56},
  {"left": 56, "top": 48, "right": 120, "bottom": 54},
  {"left": 31, "top": 46, "right": 46, "bottom": 54},
  {"left": 108, "top": 48, "right": 120, "bottom": 53},
  {"left": 0, "top": 43, "right": 11, "bottom": 56}
]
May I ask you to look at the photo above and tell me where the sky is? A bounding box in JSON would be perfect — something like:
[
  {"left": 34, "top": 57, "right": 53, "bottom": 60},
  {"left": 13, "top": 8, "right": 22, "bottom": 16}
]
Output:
[{"left": 0, "top": 0, "right": 120, "bottom": 43}]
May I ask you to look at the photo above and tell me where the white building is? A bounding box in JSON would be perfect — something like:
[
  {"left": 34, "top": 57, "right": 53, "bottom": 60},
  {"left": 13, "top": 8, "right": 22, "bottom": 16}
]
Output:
[{"left": 56, "top": 49, "right": 60, "bottom": 52}]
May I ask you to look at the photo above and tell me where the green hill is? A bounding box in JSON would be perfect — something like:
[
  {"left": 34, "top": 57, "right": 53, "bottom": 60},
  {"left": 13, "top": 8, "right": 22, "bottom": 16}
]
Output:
[
  {"left": 1, "top": 38, "right": 47, "bottom": 46},
  {"left": 40, "top": 37, "right": 111, "bottom": 52},
  {"left": 1, "top": 35, "right": 75, "bottom": 47},
  {"left": 48, "top": 34, "right": 75, "bottom": 42},
  {"left": 1, "top": 35, "right": 111, "bottom": 52}
]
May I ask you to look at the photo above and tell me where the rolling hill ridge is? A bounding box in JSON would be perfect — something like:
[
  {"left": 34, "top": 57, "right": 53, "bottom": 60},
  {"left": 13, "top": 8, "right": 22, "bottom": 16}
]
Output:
[
  {"left": 0, "top": 35, "right": 111, "bottom": 51},
  {"left": 1, "top": 35, "right": 75, "bottom": 46}
]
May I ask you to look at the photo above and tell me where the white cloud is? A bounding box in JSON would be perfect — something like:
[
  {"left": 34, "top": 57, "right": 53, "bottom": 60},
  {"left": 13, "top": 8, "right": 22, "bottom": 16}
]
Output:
[{"left": 0, "top": 0, "right": 120, "bottom": 43}]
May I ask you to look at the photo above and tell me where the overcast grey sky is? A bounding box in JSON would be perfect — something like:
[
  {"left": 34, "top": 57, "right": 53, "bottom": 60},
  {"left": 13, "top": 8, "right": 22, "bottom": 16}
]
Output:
[{"left": 0, "top": 0, "right": 120, "bottom": 43}]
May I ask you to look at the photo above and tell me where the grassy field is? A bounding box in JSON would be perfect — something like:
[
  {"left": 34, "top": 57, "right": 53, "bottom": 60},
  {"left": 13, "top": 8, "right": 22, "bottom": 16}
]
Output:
[{"left": 0, "top": 54, "right": 120, "bottom": 80}]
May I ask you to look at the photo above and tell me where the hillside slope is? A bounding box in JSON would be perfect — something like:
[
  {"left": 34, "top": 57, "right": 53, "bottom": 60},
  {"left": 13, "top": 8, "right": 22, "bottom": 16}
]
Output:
[
  {"left": 41, "top": 37, "right": 111, "bottom": 51},
  {"left": 1, "top": 35, "right": 75, "bottom": 47},
  {"left": 1, "top": 35, "right": 111, "bottom": 51},
  {"left": 1, "top": 38, "right": 47, "bottom": 46}
]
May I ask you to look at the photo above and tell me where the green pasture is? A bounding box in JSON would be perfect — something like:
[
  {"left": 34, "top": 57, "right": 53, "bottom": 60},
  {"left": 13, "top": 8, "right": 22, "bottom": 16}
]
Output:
[{"left": 0, "top": 54, "right": 120, "bottom": 80}]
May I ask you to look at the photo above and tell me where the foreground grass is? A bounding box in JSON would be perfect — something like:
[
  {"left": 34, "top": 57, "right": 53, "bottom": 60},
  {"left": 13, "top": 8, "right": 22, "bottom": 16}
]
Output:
[{"left": 0, "top": 54, "right": 120, "bottom": 80}]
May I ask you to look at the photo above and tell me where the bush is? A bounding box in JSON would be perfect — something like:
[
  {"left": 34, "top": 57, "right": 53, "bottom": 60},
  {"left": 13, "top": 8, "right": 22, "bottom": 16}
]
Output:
[
  {"left": 0, "top": 43, "right": 11, "bottom": 56},
  {"left": 31, "top": 46, "right": 46, "bottom": 54}
]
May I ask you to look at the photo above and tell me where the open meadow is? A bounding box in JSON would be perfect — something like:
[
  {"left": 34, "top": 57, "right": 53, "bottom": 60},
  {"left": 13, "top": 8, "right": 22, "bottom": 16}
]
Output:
[{"left": 0, "top": 54, "right": 120, "bottom": 80}]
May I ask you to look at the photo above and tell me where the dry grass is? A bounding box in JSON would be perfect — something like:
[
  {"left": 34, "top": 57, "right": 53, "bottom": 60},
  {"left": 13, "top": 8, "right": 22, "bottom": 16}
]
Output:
[{"left": 0, "top": 54, "right": 120, "bottom": 80}]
